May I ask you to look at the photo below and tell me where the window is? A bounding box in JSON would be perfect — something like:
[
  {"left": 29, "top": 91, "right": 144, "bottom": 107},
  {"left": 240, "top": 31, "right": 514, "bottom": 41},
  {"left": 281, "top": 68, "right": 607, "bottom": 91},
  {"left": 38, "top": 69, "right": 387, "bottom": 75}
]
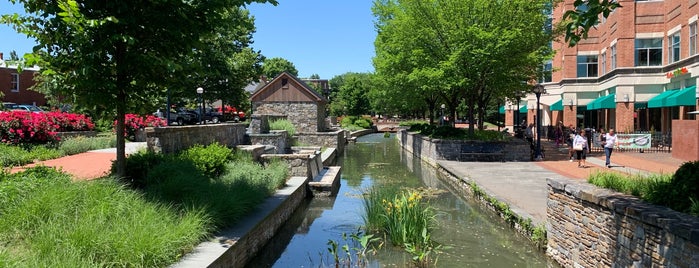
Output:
[
  {"left": 10, "top": 73, "right": 19, "bottom": 92},
  {"left": 690, "top": 22, "right": 697, "bottom": 56},
  {"left": 635, "top": 38, "right": 662, "bottom": 66},
  {"left": 577, "top": 55, "right": 598, "bottom": 77},
  {"left": 600, "top": 52, "right": 607, "bottom": 75},
  {"left": 668, "top": 32, "right": 681, "bottom": 63},
  {"left": 281, "top": 78, "right": 288, "bottom": 89},
  {"left": 610, "top": 44, "right": 617, "bottom": 69},
  {"left": 540, "top": 61, "right": 552, "bottom": 83}
]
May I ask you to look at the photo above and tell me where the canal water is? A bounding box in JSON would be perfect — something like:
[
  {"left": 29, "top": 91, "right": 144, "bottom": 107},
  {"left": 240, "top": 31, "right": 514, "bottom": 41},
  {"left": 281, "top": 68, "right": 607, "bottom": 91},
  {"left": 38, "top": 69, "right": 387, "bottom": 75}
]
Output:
[{"left": 247, "top": 133, "right": 555, "bottom": 267}]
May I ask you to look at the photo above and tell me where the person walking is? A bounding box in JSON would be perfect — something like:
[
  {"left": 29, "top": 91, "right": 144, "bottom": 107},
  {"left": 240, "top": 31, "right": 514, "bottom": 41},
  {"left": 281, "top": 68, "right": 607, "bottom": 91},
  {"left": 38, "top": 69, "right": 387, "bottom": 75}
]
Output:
[
  {"left": 604, "top": 129, "right": 617, "bottom": 168},
  {"left": 573, "top": 130, "right": 588, "bottom": 168},
  {"left": 567, "top": 125, "right": 576, "bottom": 161}
]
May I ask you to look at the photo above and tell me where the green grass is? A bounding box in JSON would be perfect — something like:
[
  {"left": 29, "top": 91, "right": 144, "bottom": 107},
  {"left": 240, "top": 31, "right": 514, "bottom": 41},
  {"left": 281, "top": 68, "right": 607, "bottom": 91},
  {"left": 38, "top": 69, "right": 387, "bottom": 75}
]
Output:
[
  {"left": 0, "top": 145, "right": 290, "bottom": 267},
  {"left": 269, "top": 119, "right": 296, "bottom": 137},
  {"left": 587, "top": 171, "right": 672, "bottom": 200},
  {"left": 58, "top": 135, "right": 117, "bottom": 155},
  {"left": 0, "top": 167, "right": 210, "bottom": 267}
]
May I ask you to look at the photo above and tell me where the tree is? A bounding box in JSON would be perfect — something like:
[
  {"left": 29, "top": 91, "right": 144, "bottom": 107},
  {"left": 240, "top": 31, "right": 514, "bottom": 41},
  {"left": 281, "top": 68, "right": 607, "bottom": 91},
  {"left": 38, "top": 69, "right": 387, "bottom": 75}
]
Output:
[
  {"left": 563, "top": 0, "right": 622, "bottom": 47},
  {"left": 9, "top": 51, "right": 19, "bottom": 61},
  {"left": 309, "top": 73, "right": 320, "bottom": 79},
  {"left": 372, "top": 0, "right": 553, "bottom": 132},
  {"left": 2, "top": 0, "right": 276, "bottom": 177},
  {"left": 329, "top": 72, "right": 373, "bottom": 116},
  {"left": 262, "top": 57, "right": 298, "bottom": 78}
]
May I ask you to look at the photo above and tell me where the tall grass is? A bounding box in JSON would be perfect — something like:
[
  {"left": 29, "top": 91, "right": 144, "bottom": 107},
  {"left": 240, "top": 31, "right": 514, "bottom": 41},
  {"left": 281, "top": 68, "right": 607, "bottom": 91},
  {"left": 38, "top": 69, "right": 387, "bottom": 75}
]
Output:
[
  {"left": 1, "top": 144, "right": 290, "bottom": 267},
  {"left": 269, "top": 119, "right": 296, "bottom": 136},
  {"left": 587, "top": 171, "right": 672, "bottom": 200},
  {"left": 58, "top": 135, "right": 116, "bottom": 155},
  {"left": 362, "top": 186, "right": 439, "bottom": 266},
  {"left": 0, "top": 167, "right": 210, "bottom": 267}
]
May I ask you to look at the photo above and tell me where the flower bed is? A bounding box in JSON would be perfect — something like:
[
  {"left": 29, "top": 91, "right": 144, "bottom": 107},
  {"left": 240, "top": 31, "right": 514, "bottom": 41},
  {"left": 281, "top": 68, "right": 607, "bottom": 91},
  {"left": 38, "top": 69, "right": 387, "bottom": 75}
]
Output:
[
  {"left": 0, "top": 111, "right": 94, "bottom": 145},
  {"left": 114, "top": 114, "right": 166, "bottom": 141}
]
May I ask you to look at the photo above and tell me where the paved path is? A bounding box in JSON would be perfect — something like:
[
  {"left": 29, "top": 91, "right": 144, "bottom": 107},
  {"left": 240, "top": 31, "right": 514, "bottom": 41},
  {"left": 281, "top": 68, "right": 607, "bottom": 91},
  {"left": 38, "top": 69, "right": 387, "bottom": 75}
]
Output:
[
  {"left": 438, "top": 161, "right": 562, "bottom": 225},
  {"left": 10, "top": 142, "right": 147, "bottom": 180},
  {"left": 438, "top": 144, "right": 685, "bottom": 226}
]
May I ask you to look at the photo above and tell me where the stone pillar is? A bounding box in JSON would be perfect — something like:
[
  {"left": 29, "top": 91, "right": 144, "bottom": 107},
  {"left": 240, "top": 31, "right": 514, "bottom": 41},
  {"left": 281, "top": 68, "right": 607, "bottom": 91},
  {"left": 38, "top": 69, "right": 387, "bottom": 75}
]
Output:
[
  {"left": 563, "top": 105, "right": 577, "bottom": 128},
  {"left": 615, "top": 102, "right": 634, "bottom": 133}
]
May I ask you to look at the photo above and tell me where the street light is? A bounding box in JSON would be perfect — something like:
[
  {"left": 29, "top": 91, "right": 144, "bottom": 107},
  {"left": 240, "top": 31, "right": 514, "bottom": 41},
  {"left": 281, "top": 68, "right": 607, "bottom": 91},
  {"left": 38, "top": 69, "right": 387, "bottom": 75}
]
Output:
[
  {"left": 532, "top": 84, "right": 546, "bottom": 160},
  {"left": 514, "top": 91, "right": 524, "bottom": 131},
  {"left": 440, "top": 104, "right": 446, "bottom": 126},
  {"left": 196, "top": 87, "right": 204, "bottom": 124}
]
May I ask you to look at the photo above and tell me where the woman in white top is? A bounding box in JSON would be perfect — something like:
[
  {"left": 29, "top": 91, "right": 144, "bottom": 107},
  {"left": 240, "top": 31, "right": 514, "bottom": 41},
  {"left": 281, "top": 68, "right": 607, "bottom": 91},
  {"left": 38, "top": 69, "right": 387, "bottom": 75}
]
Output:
[
  {"left": 573, "top": 130, "right": 588, "bottom": 168},
  {"left": 604, "top": 129, "right": 617, "bottom": 168}
]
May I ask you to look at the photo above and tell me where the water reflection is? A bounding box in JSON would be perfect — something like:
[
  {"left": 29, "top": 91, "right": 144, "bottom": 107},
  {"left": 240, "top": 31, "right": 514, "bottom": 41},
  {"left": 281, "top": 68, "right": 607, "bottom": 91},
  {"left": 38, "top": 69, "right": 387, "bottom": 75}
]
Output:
[{"left": 247, "top": 134, "right": 555, "bottom": 267}]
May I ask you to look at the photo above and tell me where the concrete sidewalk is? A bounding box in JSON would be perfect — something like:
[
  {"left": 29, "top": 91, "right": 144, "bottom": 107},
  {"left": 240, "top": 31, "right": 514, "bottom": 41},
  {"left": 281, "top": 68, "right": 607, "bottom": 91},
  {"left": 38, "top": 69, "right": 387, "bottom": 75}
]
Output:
[{"left": 438, "top": 149, "right": 685, "bottom": 226}]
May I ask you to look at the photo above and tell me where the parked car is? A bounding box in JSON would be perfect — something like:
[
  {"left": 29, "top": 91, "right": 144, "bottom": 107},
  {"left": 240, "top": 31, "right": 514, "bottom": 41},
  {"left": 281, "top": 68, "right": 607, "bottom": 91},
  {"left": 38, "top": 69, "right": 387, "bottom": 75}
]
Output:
[
  {"left": 12, "top": 104, "right": 45, "bottom": 113},
  {"left": 192, "top": 107, "right": 223, "bottom": 124},
  {"left": 155, "top": 108, "right": 198, "bottom": 125},
  {"left": 2, "top": 102, "right": 18, "bottom": 111},
  {"left": 216, "top": 105, "right": 246, "bottom": 122}
]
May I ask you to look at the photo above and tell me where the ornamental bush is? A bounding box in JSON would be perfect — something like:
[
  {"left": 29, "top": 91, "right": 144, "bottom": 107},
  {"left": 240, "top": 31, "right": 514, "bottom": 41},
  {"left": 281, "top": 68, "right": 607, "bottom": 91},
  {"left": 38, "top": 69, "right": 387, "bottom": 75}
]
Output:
[
  {"left": 0, "top": 111, "right": 96, "bottom": 145},
  {"left": 114, "top": 114, "right": 166, "bottom": 141}
]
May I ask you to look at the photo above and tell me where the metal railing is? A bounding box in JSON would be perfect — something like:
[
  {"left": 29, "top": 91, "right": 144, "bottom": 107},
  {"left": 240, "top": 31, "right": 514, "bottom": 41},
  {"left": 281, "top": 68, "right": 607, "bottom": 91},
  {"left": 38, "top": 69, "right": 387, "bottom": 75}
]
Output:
[{"left": 590, "top": 131, "right": 671, "bottom": 153}]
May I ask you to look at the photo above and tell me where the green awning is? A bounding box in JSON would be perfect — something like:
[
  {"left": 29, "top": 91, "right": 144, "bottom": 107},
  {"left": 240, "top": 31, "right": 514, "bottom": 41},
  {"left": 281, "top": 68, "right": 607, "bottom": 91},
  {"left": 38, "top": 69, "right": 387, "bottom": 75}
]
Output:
[
  {"left": 499, "top": 105, "right": 506, "bottom": 114},
  {"left": 519, "top": 105, "right": 528, "bottom": 113},
  {"left": 666, "top": 86, "right": 696, "bottom": 107},
  {"left": 648, "top": 89, "right": 679, "bottom": 108},
  {"left": 587, "top": 94, "right": 616, "bottom": 110},
  {"left": 597, "top": 93, "right": 616, "bottom": 109},
  {"left": 635, "top": 102, "right": 648, "bottom": 109},
  {"left": 550, "top": 99, "right": 563, "bottom": 111}
]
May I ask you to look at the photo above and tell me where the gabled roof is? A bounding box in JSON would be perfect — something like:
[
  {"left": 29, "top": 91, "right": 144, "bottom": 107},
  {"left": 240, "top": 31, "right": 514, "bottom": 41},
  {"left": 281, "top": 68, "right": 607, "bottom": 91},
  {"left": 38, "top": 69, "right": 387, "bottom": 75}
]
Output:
[{"left": 250, "top": 71, "right": 327, "bottom": 103}]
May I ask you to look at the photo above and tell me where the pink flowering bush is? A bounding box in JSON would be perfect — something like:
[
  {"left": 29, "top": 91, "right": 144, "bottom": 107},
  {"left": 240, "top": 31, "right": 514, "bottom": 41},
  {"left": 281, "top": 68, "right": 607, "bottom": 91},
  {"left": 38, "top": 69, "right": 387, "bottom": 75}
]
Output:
[
  {"left": 114, "top": 114, "right": 166, "bottom": 141},
  {"left": 0, "top": 111, "right": 96, "bottom": 145}
]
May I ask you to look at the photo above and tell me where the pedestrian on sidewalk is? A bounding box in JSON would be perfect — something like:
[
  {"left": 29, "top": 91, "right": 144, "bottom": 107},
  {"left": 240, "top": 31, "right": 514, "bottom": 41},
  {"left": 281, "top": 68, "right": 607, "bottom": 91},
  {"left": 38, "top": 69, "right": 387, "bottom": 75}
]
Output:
[
  {"left": 566, "top": 125, "right": 576, "bottom": 161},
  {"left": 573, "top": 130, "right": 588, "bottom": 168},
  {"left": 603, "top": 128, "right": 617, "bottom": 168}
]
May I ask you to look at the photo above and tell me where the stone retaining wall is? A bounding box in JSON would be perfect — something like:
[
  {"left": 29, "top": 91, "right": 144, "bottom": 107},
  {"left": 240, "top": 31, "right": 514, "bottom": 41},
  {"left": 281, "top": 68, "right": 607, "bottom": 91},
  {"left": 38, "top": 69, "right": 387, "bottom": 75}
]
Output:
[
  {"left": 249, "top": 130, "right": 289, "bottom": 154},
  {"left": 295, "top": 129, "right": 345, "bottom": 153},
  {"left": 56, "top": 131, "right": 97, "bottom": 140},
  {"left": 397, "top": 130, "right": 529, "bottom": 165},
  {"left": 547, "top": 177, "right": 699, "bottom": 268},
  {"left": 146, "top": 123, "right": 246, "bottom": 154},
  {"left": 260, "top": 152, "right": 322, "bottom": 180},
  {"left": 253, "top": 102, "right": 325, "bottom": 133}
]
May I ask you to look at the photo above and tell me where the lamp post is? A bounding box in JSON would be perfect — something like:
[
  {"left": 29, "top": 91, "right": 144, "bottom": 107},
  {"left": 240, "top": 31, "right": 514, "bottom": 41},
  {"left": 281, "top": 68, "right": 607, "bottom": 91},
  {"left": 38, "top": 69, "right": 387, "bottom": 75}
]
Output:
[
  {"left": 440, "top": 104, "right": 446, "bottom": 126},
  {"left": 196, "top": 87, "right": 204, "bottom": 124},
  {"left": 514, "top": 91, "right": 524, "bottom": 131},
  {"left": 532, "top": 84, "right": 546, "bottom": 160}
]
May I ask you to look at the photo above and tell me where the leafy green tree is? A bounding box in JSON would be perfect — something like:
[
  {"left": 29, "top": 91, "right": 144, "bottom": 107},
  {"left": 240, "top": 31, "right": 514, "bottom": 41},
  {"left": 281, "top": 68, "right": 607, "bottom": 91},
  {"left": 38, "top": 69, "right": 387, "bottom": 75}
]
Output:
[
  {"left": 309, "top": 73, "right": 320, "bottom": 79},
  {"left": 2, "top": 0, "right": 276, "bottom": 177},
  {"left": 372, "top": 0, "right": 552, "bottom": 132},
  {"left": 329, "top": 72, "right": 373, "bottom": 116},
  {"left": 563, "top": 0, "right": 621, "bottom": 47},
  {"left": 262, "top": 57, "right": 298, "bottom": 79}
]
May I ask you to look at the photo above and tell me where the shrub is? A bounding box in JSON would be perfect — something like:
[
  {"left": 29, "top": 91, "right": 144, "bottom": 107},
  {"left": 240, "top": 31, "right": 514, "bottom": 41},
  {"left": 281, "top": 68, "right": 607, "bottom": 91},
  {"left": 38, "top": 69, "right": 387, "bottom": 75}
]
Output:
[
  {"left": 665, "top": 161, "right": 699, "bottom": 213},
  {"left": 114, "top": 114, "right": 166, "bottom": 141},
  {"left": 269, "top": 119, "right": 296, "bottom": 136},
  {"left": 46, "top": 111, "right": 95, "bottom": 132},
  {"left": 0, "top": 143, "right": 62, "bottom": 167},
  {"left": 117, "top": 150, "right": 168, "bottom": 188},
  {"left": 0, "top": 111, "right": 95, "bottom": 145},
  {"left": 58, "top": 135, "right": 117, "bottom": 156},
  {"left": 354, "top": 117, "right": 372, "bottom": 129},
  {"left": 178, "top": 143, "right": 233, "bottom": 178}
]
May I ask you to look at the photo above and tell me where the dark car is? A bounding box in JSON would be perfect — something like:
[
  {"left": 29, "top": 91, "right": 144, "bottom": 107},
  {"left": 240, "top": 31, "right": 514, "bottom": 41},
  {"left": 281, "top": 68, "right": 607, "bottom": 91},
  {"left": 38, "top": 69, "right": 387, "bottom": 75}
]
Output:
[
  {"left": 2, "top": 102, "right": 18, "bottom": 111},
  {"left": 192, "top": 107, "right": 224, "bottom": 124},
  {"left": 155, "top": 108, "right": 198, "bottom": 125}
]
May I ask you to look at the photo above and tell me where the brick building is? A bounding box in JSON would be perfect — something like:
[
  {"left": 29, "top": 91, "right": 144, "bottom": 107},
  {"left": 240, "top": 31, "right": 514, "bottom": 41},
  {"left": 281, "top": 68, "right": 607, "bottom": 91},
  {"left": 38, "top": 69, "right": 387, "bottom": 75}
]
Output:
[
  {"left": 0, "top": 52, "right": 45, "bottom": 107},
  {"left": 505, "top": 0, "right": 699, "bottom": 135}
]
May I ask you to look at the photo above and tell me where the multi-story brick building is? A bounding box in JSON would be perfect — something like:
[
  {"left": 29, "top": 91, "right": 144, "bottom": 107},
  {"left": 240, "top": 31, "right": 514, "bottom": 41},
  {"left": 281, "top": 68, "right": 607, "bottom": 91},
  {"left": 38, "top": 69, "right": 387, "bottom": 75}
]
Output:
[
  {"left": 0, "top": 52, "right": 45, "bottom": 107},
  {"left": 505, "top": 0, "right": 699, "bottom": 135}
]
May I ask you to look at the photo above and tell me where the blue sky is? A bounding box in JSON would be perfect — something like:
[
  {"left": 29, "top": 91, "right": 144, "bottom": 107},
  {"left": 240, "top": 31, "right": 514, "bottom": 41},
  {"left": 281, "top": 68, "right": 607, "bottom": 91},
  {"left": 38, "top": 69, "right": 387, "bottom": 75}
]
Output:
[{"left": 0, "top": 1, "right": 377, "bottom": 79}]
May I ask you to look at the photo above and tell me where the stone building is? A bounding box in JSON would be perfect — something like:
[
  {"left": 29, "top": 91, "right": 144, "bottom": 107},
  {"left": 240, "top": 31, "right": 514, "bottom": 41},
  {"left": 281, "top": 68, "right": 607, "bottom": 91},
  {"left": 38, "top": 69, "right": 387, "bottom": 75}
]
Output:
[{"left": 250, "top": 71, "right": 328, "bottom": 133}]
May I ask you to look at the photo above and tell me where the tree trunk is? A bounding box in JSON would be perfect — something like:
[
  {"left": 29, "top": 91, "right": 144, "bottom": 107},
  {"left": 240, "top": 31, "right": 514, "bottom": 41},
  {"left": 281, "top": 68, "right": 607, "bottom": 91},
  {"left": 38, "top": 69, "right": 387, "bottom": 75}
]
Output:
[{"left": 114, "top": 43, "right": 127, "bottom": 178}]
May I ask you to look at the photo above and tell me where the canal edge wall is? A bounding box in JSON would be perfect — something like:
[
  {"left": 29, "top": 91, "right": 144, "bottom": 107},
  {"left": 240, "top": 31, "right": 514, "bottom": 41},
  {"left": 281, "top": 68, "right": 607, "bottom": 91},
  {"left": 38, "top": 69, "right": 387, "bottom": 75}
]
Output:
[
  {"left": 171, "top": 176, "right": 309, "bottom": 268},
  {"left": 396, "top": 130, "right": 544, "bottom": 245},
  {"left": 547, "top": 177, "right": 699, "bottom": 268}
]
